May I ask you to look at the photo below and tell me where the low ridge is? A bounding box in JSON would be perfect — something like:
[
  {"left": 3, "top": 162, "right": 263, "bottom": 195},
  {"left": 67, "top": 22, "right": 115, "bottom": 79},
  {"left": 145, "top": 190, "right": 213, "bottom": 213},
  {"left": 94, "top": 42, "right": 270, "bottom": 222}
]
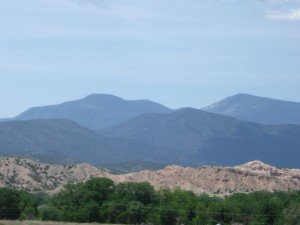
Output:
[{"left": 1, "top": 157, "right": 299, "bottom": 195}]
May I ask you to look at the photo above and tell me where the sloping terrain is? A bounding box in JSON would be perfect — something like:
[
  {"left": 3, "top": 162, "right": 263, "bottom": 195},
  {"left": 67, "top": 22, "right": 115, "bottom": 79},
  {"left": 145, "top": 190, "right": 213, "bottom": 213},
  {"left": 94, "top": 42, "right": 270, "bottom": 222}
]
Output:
[
  {"left": 0, "top": 119, "right": 182, "bottom": 166},
  {"left": 15, "top": 94, "right": 172, "bottom": 129},
  {"left": 0, "top": 119, "right": 10, "bottom": 122},
  {"left": 2, "top": 109, "right": 300, "bottom": 168},
  {"left": 0, "top": 157, "right": 111, "bottom": 192},
  {"left": 99, "top": 108, "right": 300, "bottom": 168},
  {"left": 0, "top": 157, "right": 299, "bottom": 195},
  {"left": 115, "top": 160, "right": 300, "bottom": 195},
  {"left": 202, "top": 93, "right": 300, "bottom": 125}
]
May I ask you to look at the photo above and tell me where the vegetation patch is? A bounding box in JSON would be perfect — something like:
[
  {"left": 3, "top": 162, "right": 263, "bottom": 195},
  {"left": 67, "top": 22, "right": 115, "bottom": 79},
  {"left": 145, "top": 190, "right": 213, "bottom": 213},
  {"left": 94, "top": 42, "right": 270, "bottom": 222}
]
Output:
[{"left": 0, "top": 178, "right": 299, "bottom": 225}]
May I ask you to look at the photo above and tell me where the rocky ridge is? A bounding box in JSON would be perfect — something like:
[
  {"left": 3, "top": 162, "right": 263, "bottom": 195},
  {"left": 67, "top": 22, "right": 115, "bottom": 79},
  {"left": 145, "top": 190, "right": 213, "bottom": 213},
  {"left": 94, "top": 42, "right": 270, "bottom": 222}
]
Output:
[
  {"left": 0, "top": 157, "right": 299, "bottom": 195},
  {"left": 116, "top": 162, "right": 300, "bottom": 195},
  {"left": 0, "top": 157, "right": 111, "bottom": 193}
]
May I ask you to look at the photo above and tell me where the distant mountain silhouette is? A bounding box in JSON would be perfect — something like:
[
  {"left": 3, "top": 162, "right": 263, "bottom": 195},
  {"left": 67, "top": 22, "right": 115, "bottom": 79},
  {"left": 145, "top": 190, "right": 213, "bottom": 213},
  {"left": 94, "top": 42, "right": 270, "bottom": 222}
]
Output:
[
  {"left": 100, "top": 108, "right": 300, "bottom": 168},
  {"left": 202, "top": 94, "right": 300, "bottom": 125},
  {"left": 102, "top": 161, "right": 166, "bottom": 174},
  {"left": 15, "top": 94, "right": 172, "bottom": 129},
  {"left": 2, "top": 94, "right": 300, "bottom": 168},
  {"left": 0, "top": 118, "right": 11, "bottom": 122},
  {"left": 0, "top": 119, "right": 184, "bottom": 166}
]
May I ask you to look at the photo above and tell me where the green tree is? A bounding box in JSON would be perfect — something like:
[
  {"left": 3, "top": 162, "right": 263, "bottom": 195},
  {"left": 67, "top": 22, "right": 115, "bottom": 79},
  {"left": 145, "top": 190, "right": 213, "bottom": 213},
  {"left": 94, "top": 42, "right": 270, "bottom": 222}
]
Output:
[
  {"left": 126, "top": 201, "right": 147, "bottom": 224},
  {"left": 100, "top": 202, "right": 127, "bottom": 224},
  {"left": 38, "top": 206, "right": 63, "bottom": 221},
  {"left": 283, "top": 203, "right": 300, "bottom": 225},
  {"left": 193, "top": 202, "right": 212, "bottom": 225},
  {"left": 49, "top": 183, "right": 89, "bottom": 221},
  {"left": 84, "top": 200, "right": 100, "bottom": 222},
  {"left": 159, "top": 207, "right": 178, "bottom": 225},
  {"left": 18, "top": 190, "right": 38, "bottom": 220},
  {"left": 166, "top": 189, "right": 197, "bottom": 224},
  {"left": 264, "top": 196, "right": 284, "bottom": 225},
  {"left": 33, "top": 192, "right": 50, "bottom": 206},
  {"left": 115, "top": 182, "right": 155, "bottom": 205},
  {"left": 223, "top": 193, "right": 262, "bottom": 225},
  {"left": 0, "top": 188, "right": 22, "bottom": 219},
  {"left": 85, "top": 177, "right": 114, "bottom": 202}
]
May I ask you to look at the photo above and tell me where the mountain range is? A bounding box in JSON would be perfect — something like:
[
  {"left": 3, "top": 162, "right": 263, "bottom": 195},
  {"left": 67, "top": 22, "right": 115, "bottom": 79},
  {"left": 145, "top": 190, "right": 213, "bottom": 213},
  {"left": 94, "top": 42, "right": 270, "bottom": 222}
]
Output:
[
  {"left": 0, "top": 93, "right": 300, "bottom": 168},
  {"left": 8, "top": 93, "right": 300, "bottom": 127},
  {"left": 0, "top": 119, "right": 184, "bottom": 166},
  {"left": 0, "top": 109, "right": 299, "bottom": 168},
  {"left": 14, "top": 94, "right": 172, "bottom": 130},
  {"left": 99, "top": 108, "right": 300, "bottom": 167}
]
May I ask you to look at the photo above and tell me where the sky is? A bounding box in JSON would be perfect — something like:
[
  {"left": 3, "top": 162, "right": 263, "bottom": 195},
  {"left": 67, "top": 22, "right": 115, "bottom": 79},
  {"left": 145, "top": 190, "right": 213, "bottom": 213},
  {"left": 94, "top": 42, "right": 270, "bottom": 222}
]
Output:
[{"left": 0, "top": 0, "right": 300, "bottom": 117}]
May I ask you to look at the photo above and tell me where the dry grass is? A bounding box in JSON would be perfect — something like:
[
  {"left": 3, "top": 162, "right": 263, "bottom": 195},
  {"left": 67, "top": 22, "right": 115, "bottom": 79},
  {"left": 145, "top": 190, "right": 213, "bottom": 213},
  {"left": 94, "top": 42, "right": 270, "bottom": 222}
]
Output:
[{"left": 0, "top": 220, "right": 117, "bottom": 225}]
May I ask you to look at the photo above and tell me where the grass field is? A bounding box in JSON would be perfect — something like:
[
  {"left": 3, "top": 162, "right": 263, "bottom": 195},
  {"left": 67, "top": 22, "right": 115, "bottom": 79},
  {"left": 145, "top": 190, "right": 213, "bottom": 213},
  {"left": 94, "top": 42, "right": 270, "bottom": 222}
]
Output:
[{"left": 0, "top": 221, "right": 116, "bottom": 225}]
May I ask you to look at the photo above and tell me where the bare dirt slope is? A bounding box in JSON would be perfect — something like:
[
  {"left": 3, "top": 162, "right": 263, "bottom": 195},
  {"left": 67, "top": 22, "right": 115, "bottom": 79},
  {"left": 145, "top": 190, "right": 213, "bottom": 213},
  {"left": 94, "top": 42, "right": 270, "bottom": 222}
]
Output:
[
  {"left": 115, "top": 160, "right": 300, "bottom": 195},
  {"left": 0, "top": 157, "right": 111, "bottom": 193},
  {"left": 0, "top": 157, "right": 299, "bottom": 195}
]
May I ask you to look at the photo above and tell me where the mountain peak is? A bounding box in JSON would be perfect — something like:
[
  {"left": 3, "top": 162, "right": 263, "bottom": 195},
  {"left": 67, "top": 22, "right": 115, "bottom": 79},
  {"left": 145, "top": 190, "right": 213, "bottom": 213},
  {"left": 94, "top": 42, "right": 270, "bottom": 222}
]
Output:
[
  {"left": 84, "top": 93, "right": 124, "bottom": 101},
  {"left": 15, "top": 94, "right": 172, "bottom": 130},
  {"left": 203, "top": 93, "right": 300, "bottom": 125},
  {"left": 235, "top": 160, "right": 282, "bottom": 175},
  {"left": 230, "top": 93, "right": 254, "bottom": 98},
  {"left": 225, "top": 93, "right": 288, "bottom": 103},
  {"left": 238, "top": 160, "right": 273, "bottom": 168}
]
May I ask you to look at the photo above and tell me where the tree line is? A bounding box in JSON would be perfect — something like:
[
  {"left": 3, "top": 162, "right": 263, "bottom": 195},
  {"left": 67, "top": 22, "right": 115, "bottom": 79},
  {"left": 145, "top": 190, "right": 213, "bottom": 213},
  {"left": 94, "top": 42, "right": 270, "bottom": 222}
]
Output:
[{"left": 0, "top": 178, "right": 300, "bottom": 225}]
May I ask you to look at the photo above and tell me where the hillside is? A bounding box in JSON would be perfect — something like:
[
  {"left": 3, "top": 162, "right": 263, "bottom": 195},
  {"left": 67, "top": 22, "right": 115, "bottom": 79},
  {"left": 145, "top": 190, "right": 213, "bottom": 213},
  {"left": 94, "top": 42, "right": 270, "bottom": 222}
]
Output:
[
  {"left": 0, "top": 119, "right": 182, "bottom": 166},
  {"left": 202, "top": 93, "right": 300, "bottom": 125},
  {"left": 0, "top": 157, "right": 299, "bottom": 195},
  {"left": 15, "top": 94, "right": 172, "bottom": 129},
  {"left": 0, "top": 157, "right": 111, "bottom": 192},
  {"left": 0, "top": 118, "right": 10, "bottom": 122},
  {"left": 2, "top": 109, "right": 300, "bottom": 168},
  {"left": 115, "top": 160, "right": 300, "bottom": 195},
  {"left": 100, "top": 108, "right": 300, "bottom": 168}
]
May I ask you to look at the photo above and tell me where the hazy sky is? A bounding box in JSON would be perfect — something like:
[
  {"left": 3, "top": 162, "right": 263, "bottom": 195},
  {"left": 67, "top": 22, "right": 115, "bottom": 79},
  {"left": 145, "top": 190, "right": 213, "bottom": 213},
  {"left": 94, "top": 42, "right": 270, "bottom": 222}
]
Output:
[{"left": 1, "top": 0, "right": 300, "bottom": 117}]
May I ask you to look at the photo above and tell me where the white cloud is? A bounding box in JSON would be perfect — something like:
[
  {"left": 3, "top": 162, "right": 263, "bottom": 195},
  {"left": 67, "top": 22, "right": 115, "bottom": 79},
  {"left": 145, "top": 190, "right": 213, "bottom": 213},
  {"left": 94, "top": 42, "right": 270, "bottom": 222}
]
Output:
[{"left": 266, "top": 8, "right": 300, "bottom": 20}]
